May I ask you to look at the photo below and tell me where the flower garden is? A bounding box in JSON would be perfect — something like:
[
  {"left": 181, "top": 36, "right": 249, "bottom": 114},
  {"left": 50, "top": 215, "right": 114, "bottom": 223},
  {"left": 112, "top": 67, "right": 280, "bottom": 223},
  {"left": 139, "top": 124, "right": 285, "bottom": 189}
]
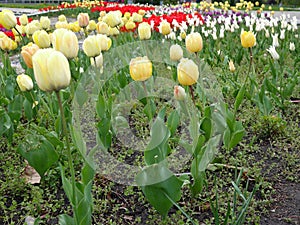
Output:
[{"left": 0, "top": 1, "right": 299, "bottom": 224}]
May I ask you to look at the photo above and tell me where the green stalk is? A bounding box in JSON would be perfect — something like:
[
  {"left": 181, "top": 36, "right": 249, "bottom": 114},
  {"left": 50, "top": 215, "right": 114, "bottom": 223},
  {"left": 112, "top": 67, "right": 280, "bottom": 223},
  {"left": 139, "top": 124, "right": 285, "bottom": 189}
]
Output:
[{"left": 55, "top": 91, "right": 77, "bottom": 224}]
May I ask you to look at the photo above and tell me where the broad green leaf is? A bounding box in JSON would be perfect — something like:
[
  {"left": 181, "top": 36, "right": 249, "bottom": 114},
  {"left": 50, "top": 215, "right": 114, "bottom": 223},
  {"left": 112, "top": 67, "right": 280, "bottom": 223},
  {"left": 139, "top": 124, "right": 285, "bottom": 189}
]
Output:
[
  {"left": 96, "top": 95, "right": 106, "bottom": 119},
  {"left": 234, "top": 85, "right": 245, "bottom": 113},
  {"left": 167, "top": 110, "right": 180, "bottom": 137},
  {"left": 75, "top": 84, "right": 88, "bottom": 107},
  {"left": 200, "top": 117, "right": 212, "bottom": 141},
  {"left": 58, "top": 214, "right": 75, "bottom": 225}
]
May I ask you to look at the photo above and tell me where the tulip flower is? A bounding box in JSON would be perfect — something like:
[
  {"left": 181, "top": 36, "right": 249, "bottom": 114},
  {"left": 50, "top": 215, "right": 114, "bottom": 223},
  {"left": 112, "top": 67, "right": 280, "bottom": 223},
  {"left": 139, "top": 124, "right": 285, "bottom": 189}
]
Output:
[
  {"left": 33, "top": 30, "right": 51, "bottom": 48},
  {"left": 174, "top": 85, "right": 186, "bottom": 101},
  {"left": 77, "top": 13, "right": 89, "bottom": 28},
  {"left": 125, "top": 20, "right": 136, "bottom": 30},
  {"left": 138, "top": 9, "right": 146, "bottom": 16},
  {"left": 82, "top": 35, "right": 101, "bottom": 57},
  {"left": 87, "top": 20, "right": 97, "bottom": 31},
  {"left": 58, "top": 15, "right": 67, "bottom": 22},
  {"left": 271, "top": 33, "right": 279, "bottom": 47},
  {"left": 96, "top": 21, "right": 109, "bottom": 35},
  {"left": 0, "top": 9, "right": 17, "bottom": 30},
  {"left": 108, "top": 27, "right": 120, "bottom": 36},
  {"left": 16, "top": 74, "right": 33, "bottom": 92},
  {"left": 40, "top": 16, "right": 51, "bottom": 30},
  {"left": 90, "top": 53, "right": 103, "bottom": 68},
  {"left": 21, "top": 42, "right": 40, "bottom": 68},
  {"left": 129, "top": 56, "right": 152, "bottom": 81},
  {"left": 177, "top": 58, "right": 199, "bottom": 86},
  {"left": 124, "top": 12, "right": 131, "bottom": 20},
  {"left": 19, "top": 14, "right": 29, "bottom": 26},
  {"left": 55, "top": 21, "right": 69, "bottom": 30},
  {"left": 0, "top": 36, "right": 17, "bottom": 51},
  {"left": 289, "top": 42, "right": 295, "bottom": 51},
  {"left": 25, "top": 20, "right": 40, "bottom": 36},
  {"left": 132, "top": 13, "right": 143, "bottom": 23},
  {"left": 266, "top": 46, "right": 279, "bottom": 60},
  {"left": 240, "top": 30, "right": 256, "bottom": 48},
  {"left": 69, "top": 22, "right": 81, "bottom": 33},
  {"left": 103, "top": 11, "right": 121, "bottom": 28},
  {"left": 99, "top": 11, "right": 106, "bottom": 18},
  {"left": 185, "top": 32, "right": 203, "bottom": 53},
  {"left": 32, "top": 48, "right": 71, "bottom": 92},
  {"left": 52, "top": 28, "right": 79, "bottom": 59},
  {"left": 138, "top": 22, "right": 151, "bottom": 40},
  {"left": 170, "top": 44, "right": 183, "bottom": 61},
  {"left": 96, "top": 34, "right": 111, "bottom": 51},
  {"left": 159, "top": 21, "right": 171, "bottom": 36},
  {"left": 229, "top": 60, "right": 236, "bottom": 72}
]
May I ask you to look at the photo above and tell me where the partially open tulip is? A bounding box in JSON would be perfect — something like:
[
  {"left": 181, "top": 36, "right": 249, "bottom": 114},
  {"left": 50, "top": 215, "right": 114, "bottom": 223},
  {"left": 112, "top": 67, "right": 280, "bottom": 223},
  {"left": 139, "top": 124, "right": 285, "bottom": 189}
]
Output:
[
  {"left": 96, "top": 21, "right": 109, "bottom": 34},
  {"left": 19, "top": 14, "right": 28, "bottom": 26},
  {"left": 58, "top": 14, "right": 67, "bottom": 22},
  {"left": 21, "top": 42, "right": 40, "bottom": 68},
  {"left": 0, "top": 36, "right": 17, "bottom": 51},
  {"left": 0, "top": 9, "right": 17, "bottom": 30},
  {"left": 52, "top": 28, "right": 79, "bottom": 59},
  {"left": 96, "top": 34, "right": 112, "bottom": 51},
  {"left": 69, "top": 22, "right": 81, "bottom": 33},
  {"left": 174, "top": 85, "right": 186, "bottom": 101},
  {"left": 82, "top": 35, "right": 101, "bottom": 57},
  {"left": 159, "top": 21, "right": 171, "bottom": 35},
  {"left": 266, "top": 46, "right": 279, "bottom": 60},
  {"left": 138, "top": 9, "right": 146, "bottom": 16},
  {"left": 240, "top": 30, "right": 256, "bottom": 48},
  {"left": 108, "top": 27, "right": 119, "bottom": 36},
  {"left": 25, "top": 20, "right": 40, "bottom": 36},
  {"left": 77, "top": 13, "right": 89, "bottom": 28},
  {"left": 138, "top": 22, "right": 151, "bottom": 40},
  {"left": 33, "top": 30, "right": 50, "bottom": 48},
  {"left": 125, "top": 20, "right": 136, "bottom": 30},
  {"left": 229, "top": 60, "right": 236, "bottom": 72},
  {"left": 124, "top": 12, "right": 131, "bottom": 19},
  {"left": 32, "top": 48, "right": 71, "bottom": 92},
  {"left": 16, "top": 74, "right": 33, "bottom": 92},
  {"left": 87, "top": 20, "right": 97, "bottom": 31},
  {"left": 177, "top": 58, "right": 199, "bottom": 86},
  {"left": 170, "top": 44, "right": 183, "bottom": 61},
  {"left": 40, "top": 16, "right": 51, "bottom": 30},
  {"left": 103, "top": 11, "right": 121, "bottom": 28},
  {"left": 186, "top": 32, "right": 203, "bottom": 53},
  {"left": 129, "top": 56, "right": 152, "bottom": 81},
  {"left": 289, "top": 42, "right": 295, "bottom": 51},
  {"left": 132, "top": 12, "right": 143, "bottom": 23}
]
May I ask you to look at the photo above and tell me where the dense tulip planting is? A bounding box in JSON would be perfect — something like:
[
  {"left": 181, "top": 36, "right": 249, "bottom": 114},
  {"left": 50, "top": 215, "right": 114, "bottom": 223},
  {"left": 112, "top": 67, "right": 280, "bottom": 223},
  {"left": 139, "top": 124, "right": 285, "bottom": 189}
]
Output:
[{"left": 0, "top": 0, "right": 299, "bottom": 224}]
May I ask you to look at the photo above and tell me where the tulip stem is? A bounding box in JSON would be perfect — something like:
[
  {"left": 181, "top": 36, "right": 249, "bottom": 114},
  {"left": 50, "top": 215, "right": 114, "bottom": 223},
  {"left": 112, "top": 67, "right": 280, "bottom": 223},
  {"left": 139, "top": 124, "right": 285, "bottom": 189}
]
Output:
[
  {"left": 248, "top": 47, "right": 253, "bottom": 76},
  {"left": 13, "top": 26, "right": 25, "bottom": 46},
  {"left": 189, "top": 86, "right": 195, "bottom": 105},
  {"left": 55, "top": 91, "right": 77, "bottom": 221}
]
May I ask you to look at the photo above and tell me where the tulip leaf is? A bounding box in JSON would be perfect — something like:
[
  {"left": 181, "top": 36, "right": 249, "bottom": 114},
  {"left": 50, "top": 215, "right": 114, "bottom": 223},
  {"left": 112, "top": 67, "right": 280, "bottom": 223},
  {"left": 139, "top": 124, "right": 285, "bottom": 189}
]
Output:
[
  {"left": 167, "top": 110, "right": 180, "bottom": 137},
  {"left": 58, "top": 214, "right": 75, "bottom": 225},
  {"left": 234, "top": 85, "right": 246, "bottom": 113}
]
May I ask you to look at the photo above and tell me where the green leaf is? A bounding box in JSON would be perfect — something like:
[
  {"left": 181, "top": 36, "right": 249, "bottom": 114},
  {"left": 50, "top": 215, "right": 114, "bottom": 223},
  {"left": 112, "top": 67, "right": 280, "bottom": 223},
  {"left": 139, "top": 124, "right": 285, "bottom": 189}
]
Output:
[
  {"left": 96, "top": 95, "right": 106, "bottom": 119},
  {"left": 24, "top": 98, "right": 33, "bottom": 120},
  {"left": 58, "top": 214, "right": 75, "bottom": 225},
  {"left": 200, "top": 117, "right": 212, "bottom": 141},
  {"left": 18, "top": 135, "right": 59, "bottom": 177},
  {"left": 75, "top": 84, "right": 88, "bottom": 107},
  {"left": 229, "top": 129, "right": 244, "bottom": 149},
  {"left": 0, "top": 109, "right": 12, "bottom": 136},
  {"left": 167, "top": 110, "right": 180, "bottom": 137},
  {"left": 234, "top": 85, "right": 245, "bottom": 113}
]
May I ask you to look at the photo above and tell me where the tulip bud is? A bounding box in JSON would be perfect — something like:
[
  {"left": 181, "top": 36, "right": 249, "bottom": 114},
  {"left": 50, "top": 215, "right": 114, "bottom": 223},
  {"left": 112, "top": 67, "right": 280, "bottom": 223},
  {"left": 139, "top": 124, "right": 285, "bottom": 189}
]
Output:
[
  {"left": 16, "top": 74, "right": 33, "bottom": 92},
  {"left": 21, "top": 42, "right": 40, "bottom": 68},
  {"left": 185, "top": 32, "right": 203, "bottom": 53},
  {"left": 103, "top": 11, "right": 121, "bottom": 28},
  {"left": 52, "top": 28, "right": 79, "bottom": 59},
  {"left": 229, "top": 60, "right": 235, "bottom": 72},
  {"left": 0, "top": 36, "right": 17, "bottom": 51},
  {"left": 40, "top": 16, "right": 51, "bottom": 30},
  {"left": 129, "top": 56, "right": 152, "bottom": 81},
  {"left": 19, "top": 14, "right": 28, "bottom": 26},
  {"left": 0, "top": 9, "right": 17, "bottom": 30},
  {"left": 87, "top": 20, "right": 97, "bottom": 31},
  {"left": 96, "top": 34, "right": 112, "bottom": 51},
  {"left": 132, "top": 12, "right": 143, "bottom": 23},
  {"left": 96, "top": 21, "right": 109, "bottom": 35},
  {"left": 177, "top": 58, "right": 199, "bottom": 86},
  {"left": 58, "top": 14, "right": 67, "bottom": 22},
  {"left": 138, "top": 22, "right": 151, "bottom": 40},
  {"left": 82, "top": 35, "right": 101, "bottom": 57},
  {"left": 33, "top": 30, "right": 51, "bottom": 48},
  {"left": 174, "top": 85, "right": 186, "bottom": 101},
  {"left": 124, "top": 12, "right": 131, "bottom": 20},
  {"left": 32, "top": 48, "right": 71, "bottom": 92},
  {"left": 170, "top": 44, "right": 183, "bottom": 61},
  {"left": 180, "top": 31, "right": 186, "bottom": 40},
  {"left": 77, "top": 13, "right": 89, "bottom": 28},
  {"left": 159, "top": 21, "right": 171, "bottom": 35},
  {"left": 69, "top": 22, "right": 81, "bottom": 33},
  {"left": 125, "top": 20, "right": 136, "bottom": 30},
  {"left": 240, "top": 30, "right": 256, "bottom": 48}
]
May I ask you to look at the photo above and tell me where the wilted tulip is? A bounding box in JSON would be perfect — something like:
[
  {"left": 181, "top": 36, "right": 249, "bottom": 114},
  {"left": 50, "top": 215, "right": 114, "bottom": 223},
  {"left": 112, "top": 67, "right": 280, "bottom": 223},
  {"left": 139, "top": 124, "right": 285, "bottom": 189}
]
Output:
[
  {"left": 96, "top": 34, "right": 112, "bottom": 51},
  {"left": 129, "top": 56, "right": 152, "bottom": 81},
  {"left": 159, "top": 21, "right": 171, "bottom": 35},
  {"left": 138, "top": 22, "right": 151, "bottom": 40},
  {"left": 21, "top": 42, "right": 40, "bottom": 68},
  {"left": 240, "top": 30, "right": 256, "bottom": 48},
  {"left": 32, "top": 48, "right": 71, "bottom": 92},
  {"left": 229, "top": 60, "right": 235, "bottom": 72},
  {"left": 174, "top": 85, "right": 186, "bottom": 101},
  {"left": 19, "top": 14, "right": 29, "bottom": 26},
  {"left": 0, "top": 36, "right": 17, "bottom": 51},
  {"left": 177, "top": 58, "right": 199, "bottom": 86},
  {"left": 52, "top": 28, "right": 79, "bottom": 59},
  {"left": 170, "top": 44, "right": 183, "bottom": 61},
  {"left": 0, "top": 9, "right": 17, "bottom": 30},
  {"left": 40, "top": 16, "right": 51, "bottom": 30},
  {"left": 103, "top": 11, "right": 121, "bottom": 28},
  {"left": 82, "top": 35, "right": 101, "bottom": 57},
  {"left": 16, "top": 74, "right": 33, "bottom": 91},
  {"left": 185, "top": 32, "right": 203, "bottom": 53},
  {"left": 96, "top": 21, "right": 109, "bottom": 34},
  {"left": 33, "top": 30, "right": 51, "bottom": 48},
  {"left": 77, "top": 13, "right": 89, "bottom": 28}
]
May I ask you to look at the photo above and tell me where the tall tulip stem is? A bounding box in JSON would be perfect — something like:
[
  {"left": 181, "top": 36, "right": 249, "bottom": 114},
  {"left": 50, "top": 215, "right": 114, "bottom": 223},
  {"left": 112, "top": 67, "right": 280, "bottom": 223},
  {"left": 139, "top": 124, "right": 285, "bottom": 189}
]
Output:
[
  {"left": 55, "top": 91, "right": 77, "bottom": 219},
  {"left": 189, "top": 86, "right": 195, "bottom": 105},
  {"left": 248, "top": 47, "right": 253, "bottom": 75}
]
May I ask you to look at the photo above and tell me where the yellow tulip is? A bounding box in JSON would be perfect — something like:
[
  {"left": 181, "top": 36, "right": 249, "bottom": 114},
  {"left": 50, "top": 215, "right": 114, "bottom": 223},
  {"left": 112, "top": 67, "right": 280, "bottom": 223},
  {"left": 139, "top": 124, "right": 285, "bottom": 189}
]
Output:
[
  {"left": 99, "top": 11, "right": 106, "bottom": 18},
  {"left": 21, "top": 42, "right": 40, "bottom": 68},
  {"left": 177, "top": 58, "right": 199, "bottom": 86},
  {"left": 55, "top": 21, "right": 69, "bottom": 30},
  {"left": 0, "top": 36, "right": 17, "bottom": 51},
  {"left": 132, "top": 12, "right": 143, "bottom": 23},
  {"left": 103, "top": 11, "right": 121, "bottom": 28},
  {"left": 170, "top": 44, "right": 183, "bottom": 61},
  {"left": 87, "top": 20, "right": 97, "bottom": 31},
  {"left": 96, "top": 34, "right": 111, "bottom": 51},
  {"left": 185, "top": 32, "right": 203, "bottom": 53},
  {"left": 90, "top": 53, "right": 103, "bottom": 68},
  {"left": 58, "top": 14, "right": 67, "bottom": 22},
  {"left": 138, "top": 9, "right": 146, "bottom": 16},
  {"left": 77, "top": 13, "right": 89, "bottom": 28},
  {"left": 125, "top": 20, "right": 136, "bottom": 30},
  {"left": 160, "top": 21, "right": 171, "bottom": 35},
  {"left": 16, "top": 74, "right": 33, "bottom": 92},
  {"left": 240, "top": 30, "right": 256, "bottom": 48},
  {"left": 129, "top": 56, "right": 152, "bottom": 81},
  {"left": 138, "top": 22, "right": 151, "bottom": 40},
  {"left": 52, "top": 28, "right": 79, "bottom": 59},
  {"left": 19, "top": 14, "right": 29, "bottom": 26},
  {"left": 82, "top": 35, "right": 101, "bottom": 57},
  {"left": 40, "top": 16, "right": 51, "bottom": 30},
  {"left": 108, "top": 27, "right": 120, "bottom": 36},
  {"left": 32, "top": 48, "right": 71, "bottom": 92},
  {"left": 32, "top": 30, "right": 50, "bottom": 48},
  {"left": 124, "top": 12, "right": 131, "bottom": 19},
  {"left": 0, "top": 9, "right": 17, "bottom": 30},
  {"left": 96, "top": 21, "right": 109, "bottom": 35},
  {"left": 25, "top": 20, "right": 40, "bottom": 36},
  {"left": 69, "top": 22, "right": 81, "bottom": 33}
]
